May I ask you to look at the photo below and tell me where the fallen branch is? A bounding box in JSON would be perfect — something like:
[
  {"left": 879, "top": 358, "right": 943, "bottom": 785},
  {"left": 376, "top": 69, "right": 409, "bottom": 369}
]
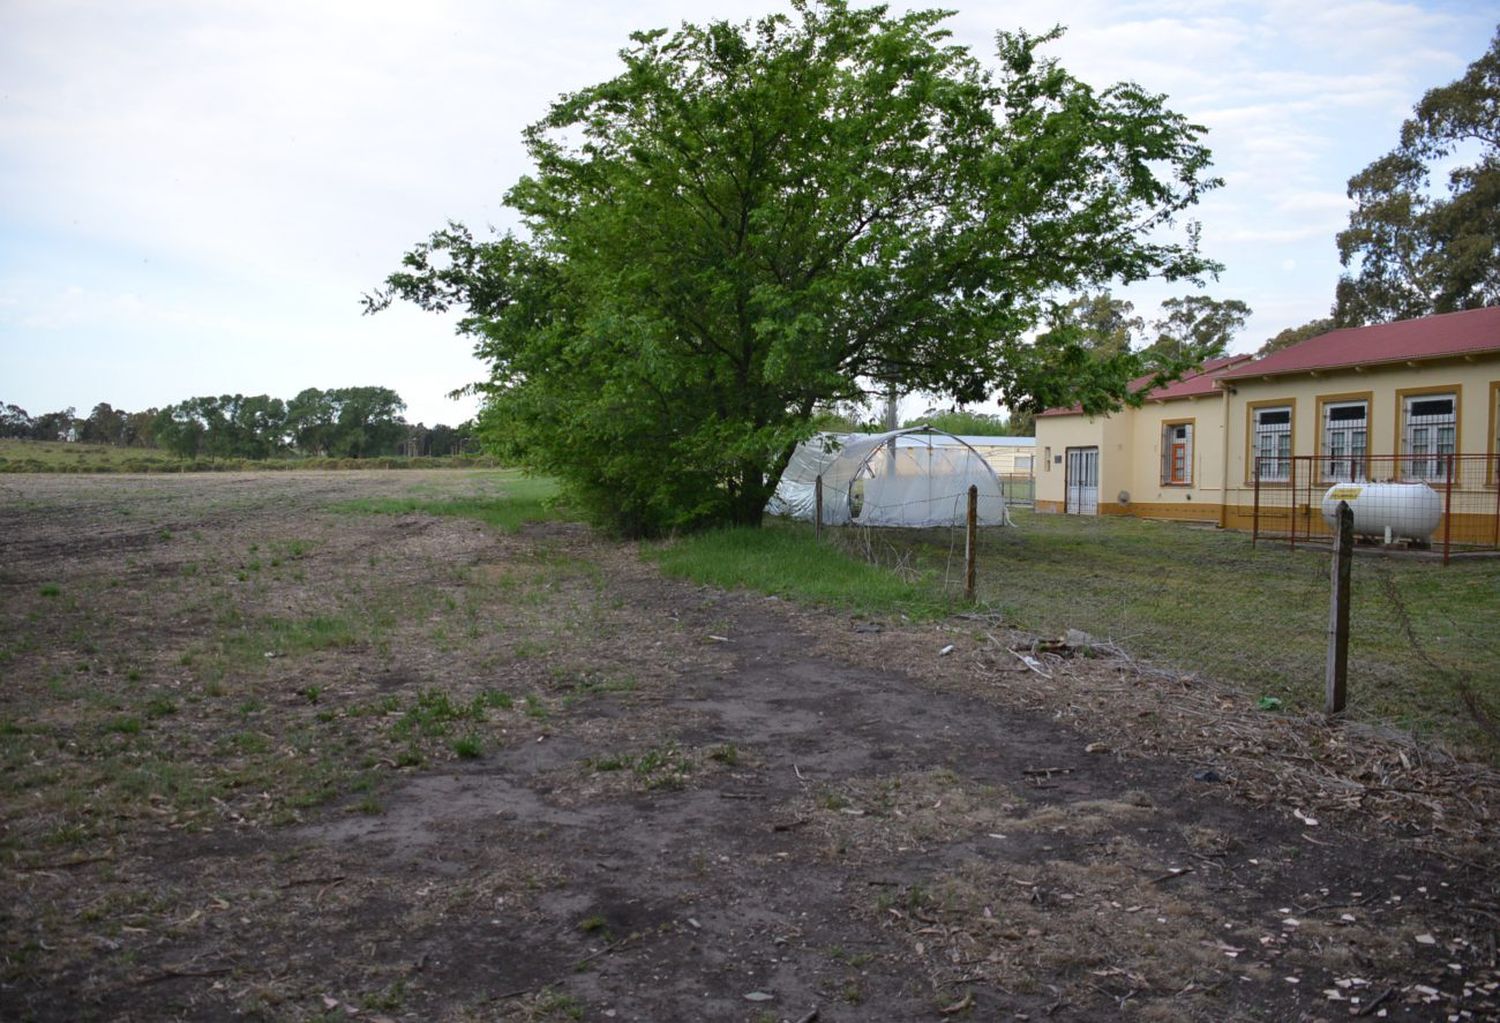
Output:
[{"left": 134, "top": 965, "right": 233, "bottom": 985}]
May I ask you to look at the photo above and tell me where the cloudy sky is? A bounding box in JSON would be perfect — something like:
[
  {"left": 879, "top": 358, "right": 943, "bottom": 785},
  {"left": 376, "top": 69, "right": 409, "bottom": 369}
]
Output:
[{"left": 1, "top": 0, "right": 1494, "bottom": 426}]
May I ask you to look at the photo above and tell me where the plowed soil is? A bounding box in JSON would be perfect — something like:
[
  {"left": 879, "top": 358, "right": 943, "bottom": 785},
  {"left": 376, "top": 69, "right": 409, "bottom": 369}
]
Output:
[{"left": 2, "top": 471, "right": 1497, "bottom": 1022}]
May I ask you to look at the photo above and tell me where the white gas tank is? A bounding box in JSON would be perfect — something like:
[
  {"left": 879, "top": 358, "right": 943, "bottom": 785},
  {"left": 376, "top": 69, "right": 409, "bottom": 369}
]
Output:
[{"left": 1320, "top": 481, "right": 1442, "bottom": 542}]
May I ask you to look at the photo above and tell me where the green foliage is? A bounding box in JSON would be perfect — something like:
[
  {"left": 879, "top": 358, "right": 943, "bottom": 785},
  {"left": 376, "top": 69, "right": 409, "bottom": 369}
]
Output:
[
  {"left": 900, "top": 409, "right": 1026, "bottom": 437},
  {"left": 1257, "top": 317, "right": 1334, "bottom": 357},
  {"left": 370, "top": 3, "right": 1222, "bottom": 536},
  {"left": 286, "top": 386, "right": 407, "bottom": 458},
  {"left": 1139, "top": 295, "right": 1251, "bottom": 368},
  {"left": 1336, "top": 30, "right": 1499, "bottom": 325},
  {"left": 1038, "top": 292, "right": 1145, "bottom": 361}
]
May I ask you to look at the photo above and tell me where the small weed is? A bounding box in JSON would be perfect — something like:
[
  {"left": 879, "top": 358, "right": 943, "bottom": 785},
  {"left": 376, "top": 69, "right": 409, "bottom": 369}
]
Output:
[
  {"left": 360, "top": 979, "right": 407, "bottom": 1012},
  {"left": 355, "top": 795, "right": 384, "bottom": 816},
  {"left": 301, "top": 685, "right": 322, "bottom": 705},
  {"left": 474, "top": 689, "right": 513, "bottom": 712},
  {"left": 578, "top": 914, "right": 609, "bottom": 934},
  {"left": 227, "top": 731, "right": 271, "bottom": 755},
  {"left": 451, "top": 734, "right": 483, "bottom": 759},
  {"left": 708, "top": 743, "right": 739, "bottom": 766},
  {"left": 105, "top": 717, "right": 142, "bottom": 735},
  {"left": 819, "top": 790, "right": 850, "bottom": 811},
  {"left": 529, "top": 988, "right": 583, "bottom": 1021},
  {"left": 523, "top": 694, "right": 547, "bottom": 720},
  {"left": 144, "top": 696, "right": 177, "bottom": 719},
  {"left": 39, "top": 583, "right": 60, "bottom": 598},
  {"left": 126, "top": 668, "right": 142, "bottom": 682}
]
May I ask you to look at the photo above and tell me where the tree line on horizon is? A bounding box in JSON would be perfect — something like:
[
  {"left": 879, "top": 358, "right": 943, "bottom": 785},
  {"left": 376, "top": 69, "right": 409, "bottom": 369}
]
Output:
[{"left": 0, "top": 386, "right": 474, "bottom": 460}]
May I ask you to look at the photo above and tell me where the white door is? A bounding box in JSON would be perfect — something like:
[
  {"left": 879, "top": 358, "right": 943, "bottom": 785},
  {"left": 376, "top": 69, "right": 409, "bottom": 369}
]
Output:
[{"left": 1065, "top": 447, "right": 1099, "bottom": 516}]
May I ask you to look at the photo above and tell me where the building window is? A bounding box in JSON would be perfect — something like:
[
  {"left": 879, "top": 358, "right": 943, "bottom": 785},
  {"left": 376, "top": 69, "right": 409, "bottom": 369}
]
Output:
[
  {"left": 1402, "top": 393, "right": 1456, "bottom": 481},
  {"left": 1161, "top": 422, "right": 1192, "bottom": 485},
  {"left": 1043, "top": 446, "right": 1051, "bottom": 471},
  {"left": 1252, "top": 406, "right": 1291, "bottom": 482},
  {"left": 1322, "top": 400, "right": 1367, "bottom": 482},
  {"left": 1014, "top": 455, "right": 1032, "bottom": 472}
]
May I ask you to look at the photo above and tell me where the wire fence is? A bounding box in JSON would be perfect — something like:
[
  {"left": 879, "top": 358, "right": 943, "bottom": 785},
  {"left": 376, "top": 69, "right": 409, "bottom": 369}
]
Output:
[
  {"left": 800, "top": 483, "right": 1500, "bottom": 761},
  {"left": 1250, "top": 453, "right": 1500, "bottom": 563}
]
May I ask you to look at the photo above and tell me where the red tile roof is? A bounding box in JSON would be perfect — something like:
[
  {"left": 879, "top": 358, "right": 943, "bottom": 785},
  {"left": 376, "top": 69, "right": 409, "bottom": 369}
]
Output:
[
  {"left": 1037, "top": 354, "right": 1253, "bottom": 417},
  {"left": 1219, "top": 306, "right": 1500, "bottom": 380}
]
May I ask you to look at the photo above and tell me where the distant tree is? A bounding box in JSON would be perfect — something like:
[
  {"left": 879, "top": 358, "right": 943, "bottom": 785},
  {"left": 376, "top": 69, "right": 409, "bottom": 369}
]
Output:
[
  {"left": 901, "top": 408, "right": 1028, "bottom": 436},
  {"left": 30, "top": 408, "right": 77, "bottom": 442},
  {"left": 82, "top": 403, "right": 127, "bottom": 445},
  {"left": 326, "top": 386, "right": 407, "bottom": 457},
  {"left": 425, "top": 421, "right": 474, "bottom": 457},
  {"left": 0, "top": 402, "right": 33, "bottom": 439},
  {"left": 286, "top": 388, "right": 336, "bottom": 455},
  {"left": 1140, "top": 295, "right": 1251, "bottom": 368},
  {"left": 124, "top": 409, "right": 159, "bottom": 448},
  {"left": 152, "top": 405, "right": 205, "bottom": 458},
  {"left": 1335, "top": 29, "right": 1499, "bottom": 325},
  {"left": 1038, "top": 292, "right": 1145, "bottom": 360},
  {"left": 228, "top": 395, "right": 288, "bottom": 459},
  {"left": 1257, "top": 317, "right": 1334, "bottom": 357}
]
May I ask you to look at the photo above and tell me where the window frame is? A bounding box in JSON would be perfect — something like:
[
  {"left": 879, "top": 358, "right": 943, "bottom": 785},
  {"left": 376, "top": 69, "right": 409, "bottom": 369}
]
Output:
[
  {"left": 1490, "top": 381, "right": 1499, "bottom": 487},
  {"left": 1316, "top": 391, "right": 1372, "bottom": 483},
  {"left": 1245, "top": 398, "right": 1295, "bottom": 485},
  {"left": 1160, "top": 418, "right": 1195, "bottom": 486},
  {"left": 1393, "top": 385, "right": 1460, "bottom": 484}
]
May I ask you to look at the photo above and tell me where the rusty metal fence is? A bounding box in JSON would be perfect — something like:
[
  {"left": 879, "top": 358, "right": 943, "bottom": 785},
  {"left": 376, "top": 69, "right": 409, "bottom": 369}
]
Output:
[{"left": 1251, "top": 453, "right": 1500, "bottom": 564}]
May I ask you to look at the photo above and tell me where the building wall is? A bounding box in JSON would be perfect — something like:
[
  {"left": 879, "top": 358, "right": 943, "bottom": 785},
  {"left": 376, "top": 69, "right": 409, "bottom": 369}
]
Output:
[
  {"left": 1033, "top": 396, "right": 1229, "bottom": 519},
  {"left": 1121, "top": 394, "right": 1227, "bottom": 517},
  {"left": 964, "top": 440, "right": 1037, "bottom": 476},
  {"left": 1221, "top": 354, "right": 1500, "bottom": 537},
  {"left": 1033, "top": 351, "right": 1499, "bottom": 540},
  {"left": 1033, "top": 415, "right": 1107, "bottom": 513}
]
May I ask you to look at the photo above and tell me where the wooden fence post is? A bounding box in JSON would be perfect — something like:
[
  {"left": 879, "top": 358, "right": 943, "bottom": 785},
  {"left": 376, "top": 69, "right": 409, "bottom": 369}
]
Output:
[
  {"left": 1442, "top": 453, "right": 1455, "bottom": 566},
  {"left": 1251, "top": 459, "right": 1260, "bottom": 548},
  {"left": 814, "top": 474, "right": 823, "bottom": 541},
  {"left": 965, "top": 484, "right": 978, "bottom": 602},
  {"left": 1325, "top": 500, "right": 1352, "bottom": 716}
]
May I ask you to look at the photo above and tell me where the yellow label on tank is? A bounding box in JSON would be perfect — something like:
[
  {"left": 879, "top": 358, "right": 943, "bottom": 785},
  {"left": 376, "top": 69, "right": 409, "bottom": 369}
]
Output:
[{"left": 1326, "top": 486, "right": 1363, "bottom": 501}]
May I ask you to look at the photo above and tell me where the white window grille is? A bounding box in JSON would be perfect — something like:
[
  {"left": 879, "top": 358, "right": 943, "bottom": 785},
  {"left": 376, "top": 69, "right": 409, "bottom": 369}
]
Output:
[
  {"left": 1322, "top": 400, "right": 1367, "bottom": 482},
  {"left": 1252, "top": 406, "right": 1291, "bottom": 482},
  {"left": 1402, "top": 393, "right": 1456, "bottom": 481},
  {"left": 1161, "top": 422, "right": 1192, "bottom": 485}
]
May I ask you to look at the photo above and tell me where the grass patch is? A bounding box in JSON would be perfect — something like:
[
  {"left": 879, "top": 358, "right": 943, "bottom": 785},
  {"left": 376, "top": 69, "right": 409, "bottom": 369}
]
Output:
[
  {"left": 337, "top": 474, "right": 570, "bottom": 534},
  {"left": 888, "top": 510, "right": 1500, "bottom": 758},
  {"left": 651, "top": 522, "right": 948, "bottom": 617}
]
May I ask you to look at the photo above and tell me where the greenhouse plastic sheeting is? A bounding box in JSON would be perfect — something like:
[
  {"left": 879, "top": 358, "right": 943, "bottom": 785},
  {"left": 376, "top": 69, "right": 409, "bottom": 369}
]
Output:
[{"left": 766, "top": 427, "right": 1009, "bottom": 527}]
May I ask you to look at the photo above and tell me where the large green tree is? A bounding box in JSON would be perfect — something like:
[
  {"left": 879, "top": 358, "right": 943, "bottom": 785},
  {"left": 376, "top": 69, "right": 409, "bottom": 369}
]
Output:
[
  {"left": 369, "top": 2, "right": 1222, "bottom": 535},
  {"left": 1139, "top": 295, "right": 1251, "bottom": 368},
  {"left": 1335, "top": 29, "right": 1499, "bottom": 326},
  {"left": 1037, "top": 292, "right": 1145, "bottom": 360}
]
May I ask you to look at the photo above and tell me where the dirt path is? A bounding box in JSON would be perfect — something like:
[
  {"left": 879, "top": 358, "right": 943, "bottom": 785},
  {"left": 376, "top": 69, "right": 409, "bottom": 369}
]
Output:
[{"left": 2, "top": 472, "right": 1497, "bottom": 1021}]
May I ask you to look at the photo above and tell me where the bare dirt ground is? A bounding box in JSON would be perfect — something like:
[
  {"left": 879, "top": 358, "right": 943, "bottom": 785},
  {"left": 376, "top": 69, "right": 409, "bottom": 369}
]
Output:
[{"left": 2, "top": 471, "right": 1498, "bottom": 1022}]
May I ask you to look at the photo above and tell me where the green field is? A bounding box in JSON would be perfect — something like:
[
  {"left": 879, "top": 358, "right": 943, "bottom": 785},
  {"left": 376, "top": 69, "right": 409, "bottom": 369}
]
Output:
[{"left": 0, "top": 438, "right": 501, "bottom": 473}]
